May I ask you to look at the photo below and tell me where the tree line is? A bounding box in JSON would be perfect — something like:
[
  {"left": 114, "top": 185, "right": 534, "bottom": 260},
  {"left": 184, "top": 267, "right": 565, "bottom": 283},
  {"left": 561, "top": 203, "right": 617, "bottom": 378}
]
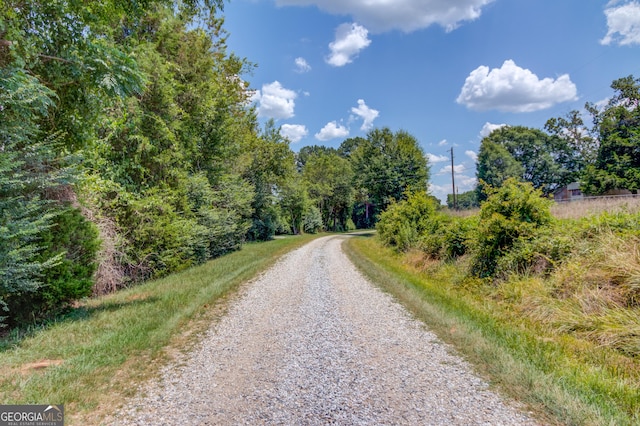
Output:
[
  {"left": 449, "top": 75, "right": 640, "bottom": 208},
  {"left": 0, "top": 1, "right": 429, "bottom": 327}
]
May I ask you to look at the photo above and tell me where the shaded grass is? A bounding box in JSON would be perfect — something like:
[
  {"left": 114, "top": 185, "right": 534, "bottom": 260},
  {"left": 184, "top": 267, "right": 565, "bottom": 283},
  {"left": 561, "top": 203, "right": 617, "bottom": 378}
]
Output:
[
  {"left": 0, "top": 234, "right": 321, "bottom": 424},
  {"left": 344, "top": 235, "right": 640, "bottom": 426}
]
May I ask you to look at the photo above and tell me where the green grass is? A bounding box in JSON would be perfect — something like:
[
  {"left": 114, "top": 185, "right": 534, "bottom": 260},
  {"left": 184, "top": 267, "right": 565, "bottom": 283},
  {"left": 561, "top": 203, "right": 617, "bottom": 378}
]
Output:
[
  {"left": 344, "top": 234, "right": 640, "bottom": 426},
  {"left": 0, "top": 233, "right": 321, "bottom": 425}
]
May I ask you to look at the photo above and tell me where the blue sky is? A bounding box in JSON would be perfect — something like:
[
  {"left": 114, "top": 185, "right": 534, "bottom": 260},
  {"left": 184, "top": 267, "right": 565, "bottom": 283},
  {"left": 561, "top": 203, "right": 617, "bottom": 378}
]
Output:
[{"left": 222, "top": 0, "right": 640, "bottom": 202}]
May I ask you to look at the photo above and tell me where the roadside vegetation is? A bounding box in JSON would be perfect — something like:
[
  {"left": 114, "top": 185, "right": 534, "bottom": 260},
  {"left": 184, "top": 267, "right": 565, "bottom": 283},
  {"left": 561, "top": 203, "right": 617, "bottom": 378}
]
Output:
[
  {"left": 0, "top": 234, "right": 319, "bottom": 425},
  {"left": 347, "top": 179, "right": 640, "bottom": 425},
  {"left": 1, "top": 1, "right": 429, "bottom": 329}
]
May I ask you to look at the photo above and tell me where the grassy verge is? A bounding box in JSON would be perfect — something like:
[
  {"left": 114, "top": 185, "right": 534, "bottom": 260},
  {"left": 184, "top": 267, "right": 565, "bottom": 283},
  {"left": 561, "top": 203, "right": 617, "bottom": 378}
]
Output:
[
  {"left": 0, "top": 233, "right": 321, "bottom": 425},
  {"left": 344, "top": 233, "right": 640, "bottom": 426}
]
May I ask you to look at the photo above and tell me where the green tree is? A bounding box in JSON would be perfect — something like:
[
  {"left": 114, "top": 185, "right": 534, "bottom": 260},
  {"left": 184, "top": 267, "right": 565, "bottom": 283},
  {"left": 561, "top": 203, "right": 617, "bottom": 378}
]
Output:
[
  {"left": 349, "top": 128, "right": 430, "bottom": 227},
  {"left": 244, "top": 120, "right": 295, "bottom": 240},
  {"left": 279, "top": 179, "right": 309, "bottom": 235},
  {"left": 582, "top": 75, "right": 640, "bottom": 195},
  {"left": 447, "top": 190, "right": 479, "bottom": 210},
  {"left": 545, "top": 109, "right": 598, "bottom": 170},
  {"left": 303, "top": 152, "right": 355, "bottom": 231},
  {"left": 477, "top": 126, "right": 575, "bottom": 199},
  {"left": 475, "top": 140, "right": 524, "bottom": 202}
]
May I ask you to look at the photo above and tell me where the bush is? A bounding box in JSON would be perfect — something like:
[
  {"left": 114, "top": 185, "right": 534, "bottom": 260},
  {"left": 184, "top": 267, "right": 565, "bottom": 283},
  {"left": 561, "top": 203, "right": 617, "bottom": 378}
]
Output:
[
  {"left": 494, "top": 225, "right": 573, "bottom": 278},
  {"left": 377, "top": 190, "right": 439, "bottom": 251},
  {"left": 5, "top": 206, "right": 99, "bottom": 325},
  {"left": 440, "top": 216, "right": 478, "bottom": 260},
  {"left": 471, "top": 179, "right": 553, "bottom": 278}
]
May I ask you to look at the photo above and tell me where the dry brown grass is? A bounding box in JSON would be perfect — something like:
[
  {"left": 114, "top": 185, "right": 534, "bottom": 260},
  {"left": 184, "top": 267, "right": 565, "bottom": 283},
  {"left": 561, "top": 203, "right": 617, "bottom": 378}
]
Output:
[{"left": 551, "top": 195, "right": 640, "bottom": 219}]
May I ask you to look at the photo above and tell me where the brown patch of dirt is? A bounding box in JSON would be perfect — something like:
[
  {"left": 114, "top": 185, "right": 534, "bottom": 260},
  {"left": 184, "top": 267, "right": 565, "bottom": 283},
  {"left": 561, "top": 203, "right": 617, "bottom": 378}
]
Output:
[{"left": 21, "top": 359, "right": 64, "bottom": 374}]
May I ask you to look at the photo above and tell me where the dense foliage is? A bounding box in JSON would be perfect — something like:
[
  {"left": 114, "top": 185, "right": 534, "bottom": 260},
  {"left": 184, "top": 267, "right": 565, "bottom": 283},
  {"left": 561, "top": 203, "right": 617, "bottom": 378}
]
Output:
[
  {"left": 1, "top": 0, "right": 267, "bottom": 326},
  {"left": 1, "top": 1, "right": 429, "bottom": 326}
]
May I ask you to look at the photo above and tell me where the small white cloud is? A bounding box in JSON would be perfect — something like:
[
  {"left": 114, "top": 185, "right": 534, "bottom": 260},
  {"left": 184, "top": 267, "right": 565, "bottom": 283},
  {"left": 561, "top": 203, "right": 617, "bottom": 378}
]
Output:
[
  {"left": 294, "top": 57, "right": 312, "bottom": 73},
  {"left": 429, "top": 183, "right": 449, "bottom": 203},
  {"left": 479, "top": 122, "right": 507, "bottom": 138},
  {"left": 280, "top": 124, "right": 308, "bottom": 143},
  {"left": 276, "top": 0, "right": 496, "bottom": 33},
  {"left": 465, "top": 150, "right": 478, "bottom": 162},
  {"left": 427, "top": 153, "right": 449, "bottom": 163},
  {"left": 459, "top": 175, "right": 478, "bottom": 190},
  {"left": 327, "top": 23, "right": 371, "bottom": 67},
  {"left": 456, "top": 60, "right": 578, "bottom": 112},
  {"left": 255, "top": 81, "right": 297, "bottom": 119},
  {"left": 601, "top": 1, "right": 640, "bottom": 45},
  {"left": 438, "top": 139, "right": 448, "bottom": 146},
  {"left": 315, "top": 121, "right": 350, "bottom": 141},
  {"left": 439, "top": 164, "right": 466, "bottom": 174},
  {"left": 351, "top": 99, "right": 379, "bottom": 130}
]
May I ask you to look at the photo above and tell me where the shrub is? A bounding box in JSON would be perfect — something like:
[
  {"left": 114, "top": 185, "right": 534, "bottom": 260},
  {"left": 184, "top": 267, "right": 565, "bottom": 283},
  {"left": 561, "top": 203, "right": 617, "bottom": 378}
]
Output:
[
  {"left": 5, "top": 206, "right": 99, "bottom": 325},
  {"left": 440, "top": 215, "right": 478, "bottom": 260},
  {"left": 471, "top": 178, "right": 553, "bottom": 278},
  {"left": 376, "top": 190, "right": 439, "bottom": 251},
  {"left": 494, "top": 225, "right": 573, "bottom": 278}
]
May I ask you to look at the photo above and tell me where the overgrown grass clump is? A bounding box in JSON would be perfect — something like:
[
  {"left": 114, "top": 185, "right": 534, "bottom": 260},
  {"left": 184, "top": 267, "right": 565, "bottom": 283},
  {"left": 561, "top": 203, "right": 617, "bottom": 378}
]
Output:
[{"left": 370, "top": 179, "right": 640, "bottom": 424}]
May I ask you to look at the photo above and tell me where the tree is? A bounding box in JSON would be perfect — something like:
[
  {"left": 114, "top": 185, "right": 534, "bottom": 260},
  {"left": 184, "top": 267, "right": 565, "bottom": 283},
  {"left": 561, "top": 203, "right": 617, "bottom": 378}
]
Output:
[
  {"left": 244, "top": 120, "right": 295, "bottom": 240},
  {"left": 349, "top": 128, "right": 430, "bottom": 227},
  {"left": 476, "top": 126, "right": 576, "bottom": 199},
  {"left": 303, "top": 152, "right": 355, "bottom": 231},
  {"left": 582, "top": 75, "right": 640, "bottom": 195},
  {"left": 279, "top": 179, "right": 309, "bottom": 235},
  {"left": 475, "top": 140, "right": 524, "bottom": 202},
  {"left": 545, "top": 110, "right": 598, "bottom": 170},
  {"left": 447, "top": 190, "right": 479, "bottom": 210}
]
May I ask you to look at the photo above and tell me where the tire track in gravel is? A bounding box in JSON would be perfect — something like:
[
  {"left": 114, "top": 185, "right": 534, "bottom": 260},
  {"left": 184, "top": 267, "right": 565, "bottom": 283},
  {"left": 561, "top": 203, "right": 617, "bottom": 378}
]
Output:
[{"left": 113, "top": 235, "right": 538, "bottom": 425}]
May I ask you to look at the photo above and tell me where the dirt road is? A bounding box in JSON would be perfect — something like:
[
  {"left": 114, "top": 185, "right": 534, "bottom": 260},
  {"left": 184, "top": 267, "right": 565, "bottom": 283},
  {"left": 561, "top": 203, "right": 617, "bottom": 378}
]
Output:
[{"left": 114, "top": 235, "right": 537, "bottom": 425}]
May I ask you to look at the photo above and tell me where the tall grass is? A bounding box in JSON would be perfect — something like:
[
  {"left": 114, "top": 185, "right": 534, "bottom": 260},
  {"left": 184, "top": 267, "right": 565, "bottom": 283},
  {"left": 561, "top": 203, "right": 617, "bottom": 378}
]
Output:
[
  {"left": 551, "top": 195, "right": 640, "bottom": 219},
  {"left": 0, "top": 234, "right": 320, "bottom": 425}
]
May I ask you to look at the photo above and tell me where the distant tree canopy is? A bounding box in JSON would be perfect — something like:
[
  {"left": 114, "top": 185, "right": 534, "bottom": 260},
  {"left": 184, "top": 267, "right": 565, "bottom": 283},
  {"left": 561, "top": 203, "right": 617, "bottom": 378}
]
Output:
[
  {"left": 582, "top": 75, "right": 640, "bottom": 195},
  {"left": 345, "top": 128, "right": 430, "bottom": 228},
  {"left": 476, "top": 126, "right": 577, "bottom": 200},
  {"left": 447, "top": 191, "right": 479, "bottom": 210}
]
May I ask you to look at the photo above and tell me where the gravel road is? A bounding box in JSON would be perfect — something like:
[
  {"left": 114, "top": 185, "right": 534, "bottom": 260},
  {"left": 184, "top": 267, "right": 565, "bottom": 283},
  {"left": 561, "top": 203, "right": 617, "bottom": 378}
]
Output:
[{"left": 113, "top": 235, "right": 538, "bottom": 425}]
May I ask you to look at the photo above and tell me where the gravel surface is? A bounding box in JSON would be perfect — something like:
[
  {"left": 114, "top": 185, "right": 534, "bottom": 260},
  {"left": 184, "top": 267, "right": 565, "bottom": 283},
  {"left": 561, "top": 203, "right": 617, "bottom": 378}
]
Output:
[{"left": 113, "top": 235, "right": 538, "bottom": 425}]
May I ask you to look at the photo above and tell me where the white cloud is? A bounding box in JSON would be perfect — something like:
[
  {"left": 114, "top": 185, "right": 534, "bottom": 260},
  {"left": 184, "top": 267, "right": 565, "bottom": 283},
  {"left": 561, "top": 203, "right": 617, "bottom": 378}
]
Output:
[
  {"left": 439, "top": 164, "right": 466, "bottom": 174},
  {"left": 479, "top": 122, "right": 507, "bottom": 138},
  {"left": 351, "top": 99, "right": 379, "bottom": 130},
  {"left": 255, "top": 81, "right": 297, "bottom": 119},
  {"left": 601, "top": 1, "right": 640, "bottom": 45},
  {"left": 438, "top": 139, "right": 449, "bottom": 146},
  {"left": 327, "top": 23, "right": 371, "bottom": 67},
  {"left": 315, "top": 121, "right": 350, "bottom": 141},
  {"left": 465, "top": 150, "right": 478, "bottom": 162},
  {"left": 276, "top": 0, "right": 495, "bottom": 33},
  {"left": 429, "top": 183, "right": 449, "bottom": 204},
  {"left": 460, "top": 175, "right": 477, "bottom": 188},
  {"left": 280, "top": 124, "right": 308, "bottom": 143},
  {"left": 294, "top": 57, "right": 311, "bottom": 73},
  {"left": 456, "top": 60, "right": 578, "bottom": 112},
  {"left": 427, "top": 153, "right": 449, "bottom": 163}
]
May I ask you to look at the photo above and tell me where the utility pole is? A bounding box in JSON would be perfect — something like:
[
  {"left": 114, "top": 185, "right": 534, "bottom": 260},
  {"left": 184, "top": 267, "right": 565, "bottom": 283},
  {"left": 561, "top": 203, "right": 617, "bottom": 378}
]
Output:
[{"left": 450, "top": 147, "right": 457, "bottom": 210}]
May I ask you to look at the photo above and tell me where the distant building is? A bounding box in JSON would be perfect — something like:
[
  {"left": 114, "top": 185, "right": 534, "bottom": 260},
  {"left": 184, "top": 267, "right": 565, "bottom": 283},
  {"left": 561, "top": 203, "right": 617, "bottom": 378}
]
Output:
[{"left": 553, "top": 182, "right": 583, "bottom": 202}]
